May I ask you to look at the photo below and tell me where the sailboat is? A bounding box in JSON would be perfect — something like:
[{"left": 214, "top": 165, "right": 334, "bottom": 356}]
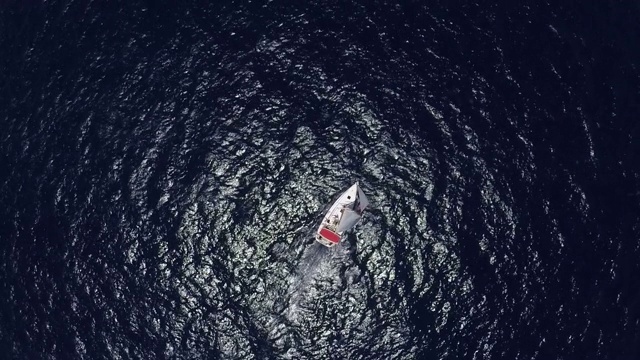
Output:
[{"left": 315, "top": 182, "right": 369, "bottom": 247}]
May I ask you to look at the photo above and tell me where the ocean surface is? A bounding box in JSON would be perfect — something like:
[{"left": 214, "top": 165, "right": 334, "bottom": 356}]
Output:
[{"left": 1, "top": 1, "right": 639, "bottom": 359}]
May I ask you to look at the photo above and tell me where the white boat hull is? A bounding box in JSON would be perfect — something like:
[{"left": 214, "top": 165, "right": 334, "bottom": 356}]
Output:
[{"left": 315, "top": 182, "right": 369, "bottom": 247}]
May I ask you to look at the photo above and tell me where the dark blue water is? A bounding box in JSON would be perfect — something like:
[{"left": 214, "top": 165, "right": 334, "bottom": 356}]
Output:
[{"left": 2, "top": 1, "right": 639, "bottom": 359}]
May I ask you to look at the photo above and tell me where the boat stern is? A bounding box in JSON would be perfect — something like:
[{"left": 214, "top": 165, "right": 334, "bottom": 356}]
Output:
[{"left": 316, "top": 227, "right": 340, "bottom": 247}]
